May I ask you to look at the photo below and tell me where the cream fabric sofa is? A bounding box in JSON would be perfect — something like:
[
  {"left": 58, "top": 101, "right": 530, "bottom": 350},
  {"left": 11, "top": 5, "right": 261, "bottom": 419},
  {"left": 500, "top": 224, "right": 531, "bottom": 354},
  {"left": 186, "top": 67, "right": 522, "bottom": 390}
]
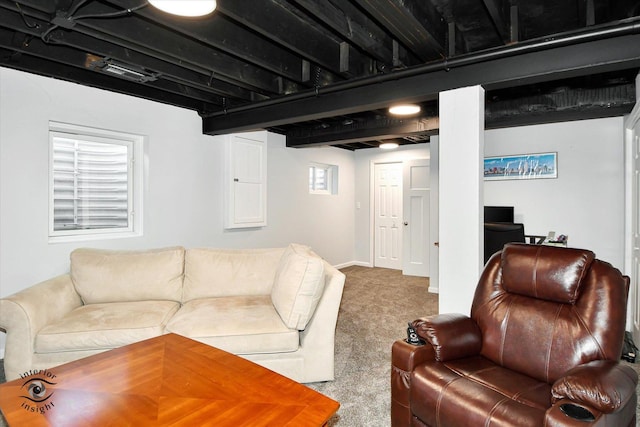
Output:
[{"left": 0, "top": 244, "right": 345, "bottom": 383}]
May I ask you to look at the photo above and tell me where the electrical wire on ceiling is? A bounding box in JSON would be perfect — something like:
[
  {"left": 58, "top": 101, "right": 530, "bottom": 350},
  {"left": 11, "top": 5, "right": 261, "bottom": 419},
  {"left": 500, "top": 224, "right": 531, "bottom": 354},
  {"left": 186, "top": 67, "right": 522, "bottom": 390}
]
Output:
[{"left": 39, "top": 0, "right": 149, "bottom": 43}]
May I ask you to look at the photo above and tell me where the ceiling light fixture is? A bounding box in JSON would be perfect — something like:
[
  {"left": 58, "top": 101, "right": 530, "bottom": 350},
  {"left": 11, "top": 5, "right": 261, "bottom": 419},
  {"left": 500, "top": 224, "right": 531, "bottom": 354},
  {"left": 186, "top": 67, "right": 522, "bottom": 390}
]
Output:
[
  {"left": 148, "top": 0, "right": 217, "bottom": 17},
  {"left": 388, "top": 104, "right": 421, "bottom": 115},
  {"left": 380, "top": 142, "right": 399, "bottom": 150}
]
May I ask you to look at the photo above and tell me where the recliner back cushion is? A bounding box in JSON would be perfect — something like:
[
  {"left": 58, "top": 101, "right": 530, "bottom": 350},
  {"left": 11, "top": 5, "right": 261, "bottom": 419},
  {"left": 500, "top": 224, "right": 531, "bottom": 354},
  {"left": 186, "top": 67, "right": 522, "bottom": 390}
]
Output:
[
  {"left": 271, "top": 244, "right": 326, "bottom": 330},
  {"left": 71, "top": 247, "right": 185, "bottom": 304},
  {"left": 183, "top": 248, "right": 284, "bottom": 302},
  {"left": 472, "top": 243, "right": 628, "bottom": 384}
]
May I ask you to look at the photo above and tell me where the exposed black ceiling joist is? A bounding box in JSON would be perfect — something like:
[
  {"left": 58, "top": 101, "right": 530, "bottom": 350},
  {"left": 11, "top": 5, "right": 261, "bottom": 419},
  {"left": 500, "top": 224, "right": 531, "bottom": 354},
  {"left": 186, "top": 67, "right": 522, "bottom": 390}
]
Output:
[
  {"left": 203, "top": 27, "right": 640, "bottom": 135},
  {"left": 291, "top": 0, "right": 397, "bottom": 66},
  {"left": 1, "top": 0, "right": 639, "bottom": 150},
  {"left": 287, "top": 117, "right": 439, "bottom": 147},
  {"left": 354, "top": 0, "right": 446, "bottom": 61},
  {"left": 0, "top": 46, "right": 211, "bottom": 111}
]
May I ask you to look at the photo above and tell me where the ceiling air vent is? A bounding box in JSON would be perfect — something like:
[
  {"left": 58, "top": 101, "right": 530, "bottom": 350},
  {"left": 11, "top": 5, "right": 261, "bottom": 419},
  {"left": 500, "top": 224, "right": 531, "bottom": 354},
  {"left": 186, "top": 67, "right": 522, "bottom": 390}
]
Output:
[
  {"left": 86, "top": 55, "right": 159, "bottom": 83},
  {"left": 403, "top": 134, "right": 431, "bottom": 143}
]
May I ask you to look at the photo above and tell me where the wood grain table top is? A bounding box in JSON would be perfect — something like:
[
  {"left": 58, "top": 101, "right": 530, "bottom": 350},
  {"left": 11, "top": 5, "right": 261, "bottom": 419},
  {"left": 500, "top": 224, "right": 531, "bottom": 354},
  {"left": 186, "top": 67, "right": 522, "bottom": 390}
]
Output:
[{"left": 0, "top": 333, "right": 339, "bottom": 426}]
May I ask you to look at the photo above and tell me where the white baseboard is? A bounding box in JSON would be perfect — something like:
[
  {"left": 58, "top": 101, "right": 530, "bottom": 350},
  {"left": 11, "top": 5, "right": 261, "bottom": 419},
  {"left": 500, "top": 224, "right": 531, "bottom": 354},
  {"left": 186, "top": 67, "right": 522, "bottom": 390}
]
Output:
[{"left": 333, "top": 260, "right": 372, "bottom": 269}]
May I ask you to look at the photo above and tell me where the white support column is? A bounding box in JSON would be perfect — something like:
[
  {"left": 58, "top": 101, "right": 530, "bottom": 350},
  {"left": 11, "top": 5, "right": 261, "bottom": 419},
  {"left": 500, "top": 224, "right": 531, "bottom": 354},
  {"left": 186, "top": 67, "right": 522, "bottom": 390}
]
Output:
[{"left": 438, "top": 85, "right": 485, "bottom": 314}]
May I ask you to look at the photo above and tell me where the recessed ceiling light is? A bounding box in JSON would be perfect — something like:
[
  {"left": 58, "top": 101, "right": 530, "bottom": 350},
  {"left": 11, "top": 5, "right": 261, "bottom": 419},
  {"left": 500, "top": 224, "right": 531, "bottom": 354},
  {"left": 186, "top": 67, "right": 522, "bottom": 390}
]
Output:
[
  {"left": 388, "top": 104, "right": 421, "bottom": 115},
  {"left": 380, "top": 142, "right": 399, "bottom": 150},
  {"left": 149, "top": 0, "right": 217, "bottom": 17}
]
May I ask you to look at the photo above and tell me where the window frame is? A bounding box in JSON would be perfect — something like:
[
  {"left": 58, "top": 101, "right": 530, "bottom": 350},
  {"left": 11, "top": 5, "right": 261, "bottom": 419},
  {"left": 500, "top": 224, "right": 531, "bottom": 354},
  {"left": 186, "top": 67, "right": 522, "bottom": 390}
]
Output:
[
  {"left": 309, "top": 162, "right": 338, "bottom": 195},
  {"left": 48, "top": 122, "right": 144, "bottom": 243}
]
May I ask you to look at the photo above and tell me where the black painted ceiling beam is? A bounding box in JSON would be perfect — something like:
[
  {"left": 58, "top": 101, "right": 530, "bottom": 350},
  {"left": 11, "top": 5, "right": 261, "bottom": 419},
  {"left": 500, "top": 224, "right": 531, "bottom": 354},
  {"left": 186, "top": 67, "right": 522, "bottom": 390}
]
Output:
[
  {"left": 486, "top": 104, "right": 635, "bottom": 129},
  {"left": 286, "top": 117, "right": 439, "bottom": 147},
  {"left": 203, "top": 29, "right": 640, "bottom": 135}
]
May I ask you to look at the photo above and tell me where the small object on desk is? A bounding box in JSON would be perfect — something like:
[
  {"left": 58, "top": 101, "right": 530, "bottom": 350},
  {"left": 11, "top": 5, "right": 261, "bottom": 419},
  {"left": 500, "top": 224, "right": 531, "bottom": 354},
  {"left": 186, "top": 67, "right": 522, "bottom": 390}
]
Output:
[{"left": 543, "top": 232, "right": 568, "bottom": 247}]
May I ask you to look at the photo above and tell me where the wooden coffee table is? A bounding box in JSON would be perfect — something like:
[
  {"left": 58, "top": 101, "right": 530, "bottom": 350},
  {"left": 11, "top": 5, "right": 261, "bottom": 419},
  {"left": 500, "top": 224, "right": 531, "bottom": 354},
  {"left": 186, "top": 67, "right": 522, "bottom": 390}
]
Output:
[{"left": 0, "top": 333, "right": 339, "bottom": 426}]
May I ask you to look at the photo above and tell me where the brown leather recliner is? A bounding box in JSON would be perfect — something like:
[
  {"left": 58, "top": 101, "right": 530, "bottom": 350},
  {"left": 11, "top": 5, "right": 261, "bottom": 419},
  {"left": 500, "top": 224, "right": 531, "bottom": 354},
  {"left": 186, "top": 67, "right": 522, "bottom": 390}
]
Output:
[{"left": 391, "top": 243, "right": 637, "bottom": 427}]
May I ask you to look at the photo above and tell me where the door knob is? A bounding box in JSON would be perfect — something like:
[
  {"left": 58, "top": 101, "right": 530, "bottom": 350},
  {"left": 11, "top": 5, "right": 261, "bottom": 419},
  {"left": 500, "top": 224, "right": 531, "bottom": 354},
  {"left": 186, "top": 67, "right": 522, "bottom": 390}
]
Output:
[
  {"left": 404, "top": 222, "right": 408, "bottom": 226},
  {"left": 434, "top": 242, "right": 439, "bottom": 247}
]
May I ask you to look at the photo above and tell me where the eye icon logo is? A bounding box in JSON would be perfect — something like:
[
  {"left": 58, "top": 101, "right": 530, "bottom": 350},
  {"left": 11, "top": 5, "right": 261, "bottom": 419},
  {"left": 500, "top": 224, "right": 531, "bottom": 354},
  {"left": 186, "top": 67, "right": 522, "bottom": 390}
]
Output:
[
  {"left": 18, "top": 369, "right": 58, "bottom": 415},
  {"left": 21, "top": 377, "right": 56, "bottom": 403}
]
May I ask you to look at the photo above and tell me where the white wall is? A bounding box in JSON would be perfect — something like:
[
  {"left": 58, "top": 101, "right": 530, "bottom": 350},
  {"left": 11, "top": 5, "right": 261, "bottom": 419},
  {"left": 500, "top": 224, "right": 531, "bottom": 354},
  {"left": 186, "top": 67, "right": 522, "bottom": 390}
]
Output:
[
  {"left": 0, "top": 66, "right": 355, "bottom": 299},
  {"left": 353, "top": 144, "right": 431, "bottom": 265},
  {"left": 484, "top": 118, "right": 625, "bottom": 268}
]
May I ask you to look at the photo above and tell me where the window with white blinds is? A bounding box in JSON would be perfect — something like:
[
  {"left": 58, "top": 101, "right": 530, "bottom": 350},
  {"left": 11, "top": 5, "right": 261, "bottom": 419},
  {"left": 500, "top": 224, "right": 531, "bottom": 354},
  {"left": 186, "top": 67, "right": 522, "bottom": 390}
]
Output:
[
  {"left": 49, "top": 123, "right": 142, "bottom": 241},
  {"left": 309, "top": 165, "right": 328, "bottom": 192},
  {"left": 309, "top": 163, "right": 338, "bottom": 195}
]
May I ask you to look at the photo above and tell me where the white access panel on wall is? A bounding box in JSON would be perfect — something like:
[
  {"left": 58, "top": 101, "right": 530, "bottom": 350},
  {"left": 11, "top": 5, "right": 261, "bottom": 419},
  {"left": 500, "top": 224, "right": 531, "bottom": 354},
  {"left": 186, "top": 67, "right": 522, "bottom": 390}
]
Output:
[{"left": 224, "top": 131, "right": 267, "bottom": 229}]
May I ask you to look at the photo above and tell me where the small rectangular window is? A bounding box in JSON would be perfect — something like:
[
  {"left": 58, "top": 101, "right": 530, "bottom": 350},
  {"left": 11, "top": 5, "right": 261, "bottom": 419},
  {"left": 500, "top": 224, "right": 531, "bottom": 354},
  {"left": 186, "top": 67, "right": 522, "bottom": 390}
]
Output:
[
  {"left": 309, "top": 163, "right": 338, "bottom": 195},
  {"left": 49, "top": 122, "right": 143, "bottom": 242}
]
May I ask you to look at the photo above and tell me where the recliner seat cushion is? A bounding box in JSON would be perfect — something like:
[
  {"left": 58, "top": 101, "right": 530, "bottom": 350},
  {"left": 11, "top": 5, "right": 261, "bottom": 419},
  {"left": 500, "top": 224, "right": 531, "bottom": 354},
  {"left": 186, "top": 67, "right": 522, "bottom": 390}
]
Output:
[
  {"left": 411, "top": 356, "right": 551, "bottom": 427},
  {"left": 165, "top": 296, "right": 299, "bottom": 354},
  {"left": 35, "top": 300, "right": 180, "bottom": 353},
  {"left": 70, "top": 247, "right": 185, "bottom": 304}
]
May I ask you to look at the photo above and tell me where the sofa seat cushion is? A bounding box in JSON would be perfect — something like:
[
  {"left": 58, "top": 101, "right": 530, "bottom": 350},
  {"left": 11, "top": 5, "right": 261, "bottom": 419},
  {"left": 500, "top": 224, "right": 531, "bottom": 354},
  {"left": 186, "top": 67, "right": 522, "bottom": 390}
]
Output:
[
  {"left": 35, "top": 301, "right": 180, "bottom": 353},
  {"left": 165, "top": 296, "right": 299, "bottom": 355},
  {"left": 71, "top": 247, "right": 185, "bottom": 304},
  {"left": 411, "top": 356, "right": 551, "bottom": 427},
  {"left": 271, "top": 244, "right": 326, "bottom": 330}
]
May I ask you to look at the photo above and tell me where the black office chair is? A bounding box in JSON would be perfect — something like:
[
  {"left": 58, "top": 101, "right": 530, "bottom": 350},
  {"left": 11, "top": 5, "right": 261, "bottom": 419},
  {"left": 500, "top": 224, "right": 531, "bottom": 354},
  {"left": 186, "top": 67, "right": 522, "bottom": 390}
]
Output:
[{"left": 484, "top": 222, "right": 525, "bottom": 263}]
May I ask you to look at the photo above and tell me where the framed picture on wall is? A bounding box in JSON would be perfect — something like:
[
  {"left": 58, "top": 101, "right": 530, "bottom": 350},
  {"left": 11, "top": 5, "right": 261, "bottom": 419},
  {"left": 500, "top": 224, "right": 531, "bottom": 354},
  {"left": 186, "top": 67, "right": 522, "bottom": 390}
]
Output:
[{"left": 484, "top": 152, "right": 557, "bottom": 181}]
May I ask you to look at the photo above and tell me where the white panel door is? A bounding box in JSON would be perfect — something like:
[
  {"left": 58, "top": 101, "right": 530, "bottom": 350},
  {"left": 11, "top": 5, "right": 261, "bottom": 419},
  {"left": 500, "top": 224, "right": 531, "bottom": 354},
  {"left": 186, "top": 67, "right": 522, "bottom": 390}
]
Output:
[
  {"left": 225, "top": 132, "right": 267, "bottom": 229},
  {"left": 374, "top": 162, "right": 402, "bottom": 269},
  {"left": 402, "top": 159, "right": 430, "bottom": 277},
  {"left": 633, "top": 130, "right": 640, "bottom": 344}
]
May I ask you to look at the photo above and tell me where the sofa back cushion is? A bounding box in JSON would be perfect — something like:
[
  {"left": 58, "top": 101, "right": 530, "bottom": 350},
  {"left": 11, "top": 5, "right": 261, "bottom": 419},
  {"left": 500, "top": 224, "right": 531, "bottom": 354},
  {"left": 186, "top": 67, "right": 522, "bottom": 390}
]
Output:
[
  {"left": 271, "top": 244, "right": 326, "bottom": 330},
  {"left": 183, "top": 248, "right": 284, "bottom": 302},
  {"left": 70, "top": 247, "right": 185, "bottom": 304}
]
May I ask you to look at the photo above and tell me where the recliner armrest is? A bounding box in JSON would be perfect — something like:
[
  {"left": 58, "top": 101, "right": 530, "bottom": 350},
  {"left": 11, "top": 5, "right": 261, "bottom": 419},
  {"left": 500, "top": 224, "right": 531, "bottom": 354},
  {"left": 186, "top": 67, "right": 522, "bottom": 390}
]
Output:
[
  {"left": 551, "top": 360, "right": 638, "bottom": 413},
  {"left": 413, "top": 314, "right": 482, "bottom": 362}
]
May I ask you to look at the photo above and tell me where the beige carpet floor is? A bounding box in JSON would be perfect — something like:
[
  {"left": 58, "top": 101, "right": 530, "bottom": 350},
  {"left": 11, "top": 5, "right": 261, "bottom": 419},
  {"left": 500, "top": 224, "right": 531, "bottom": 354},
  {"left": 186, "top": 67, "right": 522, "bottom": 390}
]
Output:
[
  {"left": 307, "top": 266, "right": 437, "bottom": 426},
  {"left": 1, "top": 265, "right": 638, "bottom": 426}
]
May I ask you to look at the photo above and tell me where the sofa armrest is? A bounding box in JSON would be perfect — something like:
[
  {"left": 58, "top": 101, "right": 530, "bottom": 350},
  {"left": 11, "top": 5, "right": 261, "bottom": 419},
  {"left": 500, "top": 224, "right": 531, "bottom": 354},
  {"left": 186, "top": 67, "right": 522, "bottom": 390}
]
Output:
[
  {"left": 0, "top": 274, "right": 83, "bottom": 380},
  {"left": 413, "top": 314, "right": 482, "bottom": 362},
  {"left": 551, "top": 360, "right": 638, "bottom": 414},
  {"left": 297, "top": 261, "right": 345, "bottom": 382}
]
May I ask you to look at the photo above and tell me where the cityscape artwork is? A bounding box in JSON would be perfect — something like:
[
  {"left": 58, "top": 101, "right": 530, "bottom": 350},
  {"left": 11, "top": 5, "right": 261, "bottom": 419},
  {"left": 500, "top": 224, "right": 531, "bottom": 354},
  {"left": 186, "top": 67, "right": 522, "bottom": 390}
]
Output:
[{"left": 484, "top": 152, "right": 558, "bottom": 181}]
